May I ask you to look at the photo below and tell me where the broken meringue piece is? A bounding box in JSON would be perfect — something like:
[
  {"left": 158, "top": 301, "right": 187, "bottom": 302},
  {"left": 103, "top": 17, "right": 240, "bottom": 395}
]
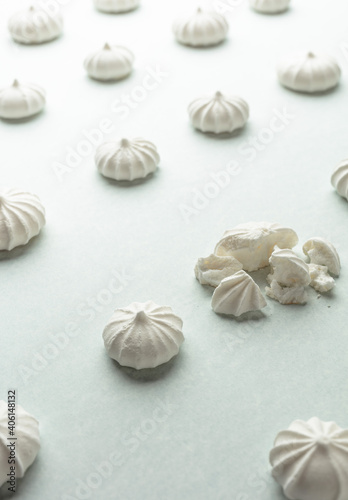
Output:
[
  {"left": 84, "top": 43, "right": 134, "bottom": 81},
  {"left": 211, "top": 270, "right": 267, "bottom": 316},
  {"left": 195, "top": 254, "right": 243, "bottom": 287},
  {"left": 173, "top": 8, "right": 228, "bottom": 47},
  {"left": 250, "top": 0, "right": 290, "bottom": 13},
  {"left": 270, "top": 417, "right": 348, "bottom": 500},
  {"left": 8, "top": 5, "right": 63, "bottom": 44},
  {"left": 331, "top": 159, "right": 348, "bottom": 201},
  {"left": 215, "top": 222, "right": 298, "bottom": 272},
  {"left": 268, "top": 247, "right": 311, "bottom": 287},
  {"left": 308, "top": 264, "right": 335, "bottom": 293},
  {"left": 303, "top": 237, "right": 341, "bottom": 276},
  {"left": 0, "top": 80, "right": 46, "bottom": 120},
  {"left": 266, "top": 280, "right": 307, "bottom": 305},
  {"left": 94, "top": 0, "right": 140, "bottom": 13},
  {"left": 102, "top": 301, "right": 184, "bottom": 369}
]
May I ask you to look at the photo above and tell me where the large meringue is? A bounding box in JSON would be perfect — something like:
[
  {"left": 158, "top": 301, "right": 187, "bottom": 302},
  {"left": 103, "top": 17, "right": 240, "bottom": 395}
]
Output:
[
  {"left": 0, "top": 401, "right": 40, "bottom": 487},
  {"left": 215, "top": 222, "right": 298, "bottom": 272},
  {"left": 277, "top": 52, "right": 341, "bottom": 93},
  {"left": 102, "top": 301, "right": 184, "bottom": 369},
  {"left": 303, "top": 237, "right": 341, "bottom": 276},
  {"left": 8, "top": 5, "right": 63, "bottom": 44},
  {"left": 173, "top": 8, "right": 228, "bottom": 47},
  {"left": 94, "top": 0, "right": 140, "bottom": 13},
  {"left": 250, "top": 0, "right": 290, "bottom": 13},
  {"left": 0, "top": 80, "right": 46, "bottom": 120},
  {"left": 84, "top": 43, "right": 134, "bottom": 81},
  {"left": 188, "top": 91, "right": 249, "bottom": 134},
  {"left": 331, "top": 160, "right": 348, "bottom": 201},
  {"left": 195, "top": 254, "right": 243, "bottom": 287},
  {"left": 0, "top": 188, "right": 46, "bottom": 251},
  {"left": 211, "top": 270, "right": 267, "bottom": 316},
  {"left": 96, "top": 138, "right": 160, "bottom": 181},
  {"left": 270, "top": 417, "right": 348, "bottom": 500}
]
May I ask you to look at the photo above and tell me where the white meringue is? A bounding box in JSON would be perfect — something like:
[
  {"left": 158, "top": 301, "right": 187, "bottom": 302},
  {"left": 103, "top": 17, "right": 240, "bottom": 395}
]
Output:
[
  {"left": 266, "top": 280, "right": 307, "bottom": 305},
  {"left": 331, "top": 160, "right": 348, "bottom": 201},
  {"left": 195, "top": 254, "right": 243, "bottom": 287},
  {"left": 96, "top": 138, "right": 160, "bottom": 181},
  {"left": 0, "top": 401, "right": 40, "bottom": 487},
  {"left": 0, "top": 188, "right": 46, "bottom": 251},
  {"left": 188, "top": 91, "right": 249, "bottom": 134},
  {"left": 102, "top": 301, "right": 184, "bottom": 369},
  {"left": 8, "top": 5, "right": 63, "bottom": 44},
  {"left": 268, "top": 247, "right": 311, "bottom": 287},
  {"left": 173, "top": 8, "right": 228, "bottom": 47},
  {"left": 84, "top": 43, "right": 134, "bottom": 81},
  {"left": 303, "top": 237, "right": 341, "bottom": 276},
  {"left": 250, "top": 0, "right": 290, "bottom": 13},
  {"left": 211, "top": 270, "right": 267, "bottom": 316},
  {"left": 270, "top": 417, "right": 348, "bottom": 500},
  {"left": 215, "top": 222, "right": 298, "bottom": 272},
  {"left": 94, "top": 0, "right": 140, "bottom": 13},
  {"left": 0, "top": 80, "right": 46, "bottom": 120},
  {"left": 308, "top": 264, "right": 335, "bottom": 293},
  {"left": 277, "top": 52, "right": 341, "bottom": 93}
]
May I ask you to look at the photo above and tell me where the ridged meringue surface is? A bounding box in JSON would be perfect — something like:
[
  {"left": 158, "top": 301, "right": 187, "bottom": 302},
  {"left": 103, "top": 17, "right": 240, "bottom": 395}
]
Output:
[
  {"left": 270, "top": 417, "right": 348, "bottom": 500},
  {"left": 211, "top": 270, "right": 267, "bottom": 316},
  {"left": 308, "top": 264, "right": 335, "bottom": 293},
  {"left": 277, "top": 52, "right": 341, "bottom": 93},
  {"left": 94, "top": 0, "right": 140, "bottom": 13},
  {"left": 250, "top": 0, "right": 290, "bottom": 13},
  {"left": 102, "top": 301, "right": 184, "bottom": 369},
  {"left": 188, "top": 91, "right": 249, "bottom": 134},
  {"left": 84, "top": 43, "right": 134, "bottom": 81},
  {"left": 195, "top": 254, "right": 243, "bottom": 287},
  {"left": 173, "top": 8, "right": 228, "bottom": 47},
  {"left": 0, "top": 80, "right": 46, "bottom": 120},
  {"left": 96, "top": 138, "right": 160, "bottom": 181},
  {"left": 0, "top": 188, "right": 46, "bottom": 251},
  {"left": 8, "top": 5, "right": 63, "bottom": 44},
  {"left": 303, "top": 237, "right": 341, "bottom": 276},
  {"left": 215, "top": 222, "right": 298, "bottom": 272},
  {"left": 332, "top": 160, "right": 348, "bottom": 201},
  {"left": 0, "top": 401, "right": 40, "bottom": 487},
  {"left": 268, "top": 247, "right": 310, "bottom": 287}
]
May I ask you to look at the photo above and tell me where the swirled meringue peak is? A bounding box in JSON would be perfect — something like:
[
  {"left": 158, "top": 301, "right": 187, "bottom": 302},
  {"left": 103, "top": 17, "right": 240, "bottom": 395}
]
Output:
[
  {"left": 95, "top": 137, "right": 160, "bottom": 181},
  {"left": 331, "top": 159, "right": 348, "bottom": 201},
  {"left": 188, "top": 91, "right": 249, "bottom": 134},
  {"left": 250, "top": 0, "right": 290, "bottom": 13},
  {"left": 0, "top": 188, "right": 46, "bottom": 251},
  {"left": 173, "top": 8, "right": 228, "bottom": 47},
  {"left": 94, "top": 0, "right": 140, "bottom": 13},
  {"left": 0, "top": 80, "right": 46, "bottom": 120},
  {"left": 102, "top": 301, "right": 184, "bottom": 369},
  {"left": 84, "top": 43, "right": 134, "bottom": 81},
  {"left": 277, "top": 52, "right": 341, "bottom": 93},
  {"left": 8, "top": 4, "right": 63, "bottom": 44},
  {"left": 270, "top": 417, "right": 348, "bottom": 500},
  {"left": 0, "top": 401, "right": 40, "bottom": 487}
]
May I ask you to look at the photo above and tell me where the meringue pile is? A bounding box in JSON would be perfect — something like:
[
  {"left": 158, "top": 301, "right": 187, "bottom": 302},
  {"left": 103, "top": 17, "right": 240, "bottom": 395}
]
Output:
[{"left": 195, "top": 222, "right": 340, "bottom": 316}]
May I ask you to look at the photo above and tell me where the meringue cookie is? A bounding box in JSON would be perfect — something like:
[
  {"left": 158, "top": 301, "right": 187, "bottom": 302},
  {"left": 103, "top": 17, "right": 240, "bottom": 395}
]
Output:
[
  {"left": 215, "top": 222, "right": 298, "bottom": 272},
  {"left": 0, "top": 188, "right": 46, "bottom": 251},
  {"left": 267, "top": 247, "right": 311, "bottom": 287},
  {"left": 102, "top": 301, "right": 184, "bottom": 369},
  {"left": 266, "top": 280, "right": 307, "bottom": 304},
  {"left": 8, "top": 5, "right": 63, "bottom": 44},
  {"left": 195, "top": 254, "right": 243, "bottom": 287},
  {"left": 188, "top": 91, "right": 249, "bottom": 134},
  {"left": 308, "top": 264, "right": 335, "bottom": 293},
  {"left": 173, "top": 8, "right": 228, "bottom": 47},
  {"left": 96, "top": 138, "right": 160, "bottom": 181},
  {"left": 277, "top": 52, "right": 341, "bottom": 93},
  {"left": 250, "top": 0, "right": 290, "bottom": 13},
  {"left": 211, "top": 270, "right": 267, "bottom": 316},
  {"left": 0, "top": 80, "right": 46, "bottom": 120},
  {"left": 0, "top": 401, "right": 40, "bottom": 487},
  {"left": 270, "top": 417, "right": 348, "bottom": 500},
  {"left": 94, "top": 0, "right": 140, "bottom": 13},
  {"left": 331, "top": 160, "right": 348, "bottom": 201},
  {"left": 303, "top": 237, "right": 341, "bottom": 276},
  {"left": 84, "top": 43, "right": 134, "bottom": 81}
]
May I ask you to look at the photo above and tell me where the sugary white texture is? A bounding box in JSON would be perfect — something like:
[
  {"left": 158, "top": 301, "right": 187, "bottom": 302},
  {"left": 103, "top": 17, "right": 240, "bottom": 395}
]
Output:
[
  {"left": 188, "top": 91, "right": 249, "bottom": 135},
  {"left": 250, "top": 0, "right": 290, "bottom": 13},
  {"left": 277, "top": 52, "right": 341, "bottom": 93},
  {"left": 0, "top": 80, "right": 46, "bottom": 120},
  {"left": 215, "top": 222, "right": 298, "bottom": 272},
  {"left": 96, "top": 138, "right": 160, "bottom": 181},
  {"left": 303, "top": 237, "right": 341, "bottom": 276},
  {"left": 0, "top": 188, "right": 46, "bottom": 251},
  {"left": 331, "top": 160, "right": 348, "bottom": 201},
  {"left": 195, "top": 254, "right": 243, "bottom": 287},
  {"left": 94, "top": 0, "right": 140, "bottom": 13},
  {"left": 84, "top": 43, "right": 134, "bottom": 81},
  {"left": 0, "top": 401, "right": 40, "bottom": 487},
  {"left": 8, "top": 4, "right": 63, "bottom": 44},
  {"left": 102, "top": 301, "right": 184, "bottom": 369},
  {"left": 211, "top": 270, "right": 267, "bottom": 316},
  {"left": 308, "top": 264, "right": 335, "bottom": 293},
  {"left": 266, "top": 280, "right": 307, "bottom": 304},
  {"left": 268, "top": 247, "right": 311, "bottom": 287},
  {"left": 173, "top": 8, "right": 228, "bottom": 47},
  {"left": 270, "top": 417, "right": 348, "bottom": 500}
]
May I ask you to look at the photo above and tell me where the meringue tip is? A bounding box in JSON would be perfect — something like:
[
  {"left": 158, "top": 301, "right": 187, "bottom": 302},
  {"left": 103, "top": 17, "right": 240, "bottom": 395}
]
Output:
[
  {"left": 215, "top": 91, "right": 223, "bottom": 98},
  {"left": 12, "top": 79, "right": 19, "bottom": 87},
  {"left": 120, "top": 138, "right": 130, "bottom": 147},
  {"left": 135, "top": 310, "right": 147, "bottom": 321},
  {"left": 307, "top": 51, "right": 316, "bottom": 58},
  {"left": 103, "top": 42, "right": 111, "bottom": 50}
]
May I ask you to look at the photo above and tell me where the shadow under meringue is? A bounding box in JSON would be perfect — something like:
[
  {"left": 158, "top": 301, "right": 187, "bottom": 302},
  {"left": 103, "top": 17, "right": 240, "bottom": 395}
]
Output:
[
  {"left": 0, "top": 109, "right": 46, "bottom": 125},
  {"left": 214, "top": 308, "right": 268, "bottom": 323},
  {"left": 97, "top": 170, "right": 157, "bottom": 187},
  {"left": 85, "top": 71, "right": 134, "bottom": 85},
  {"left": 108, "top": 352, "right": 183, "bottom": 382},
  {"left": 251, "top": 7, "right": 291, "bottom": 16},
  {"left": 192, "top": 124, "right": 249, "bottom": 140},
  {"left": 10, "top": 34, "right": 62, "bottom": 47},
  {"left": 279, "top": 83, "right": 342, "bottom": 97},
  {"left": 175, "top": 38, "right": 229, "bottom": 51},
  {"left": 0, "top": 233, "right": 45, "bottom": 261},
  {"left": 94, "top": 6, "right": 140, "bottom": 15}
]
